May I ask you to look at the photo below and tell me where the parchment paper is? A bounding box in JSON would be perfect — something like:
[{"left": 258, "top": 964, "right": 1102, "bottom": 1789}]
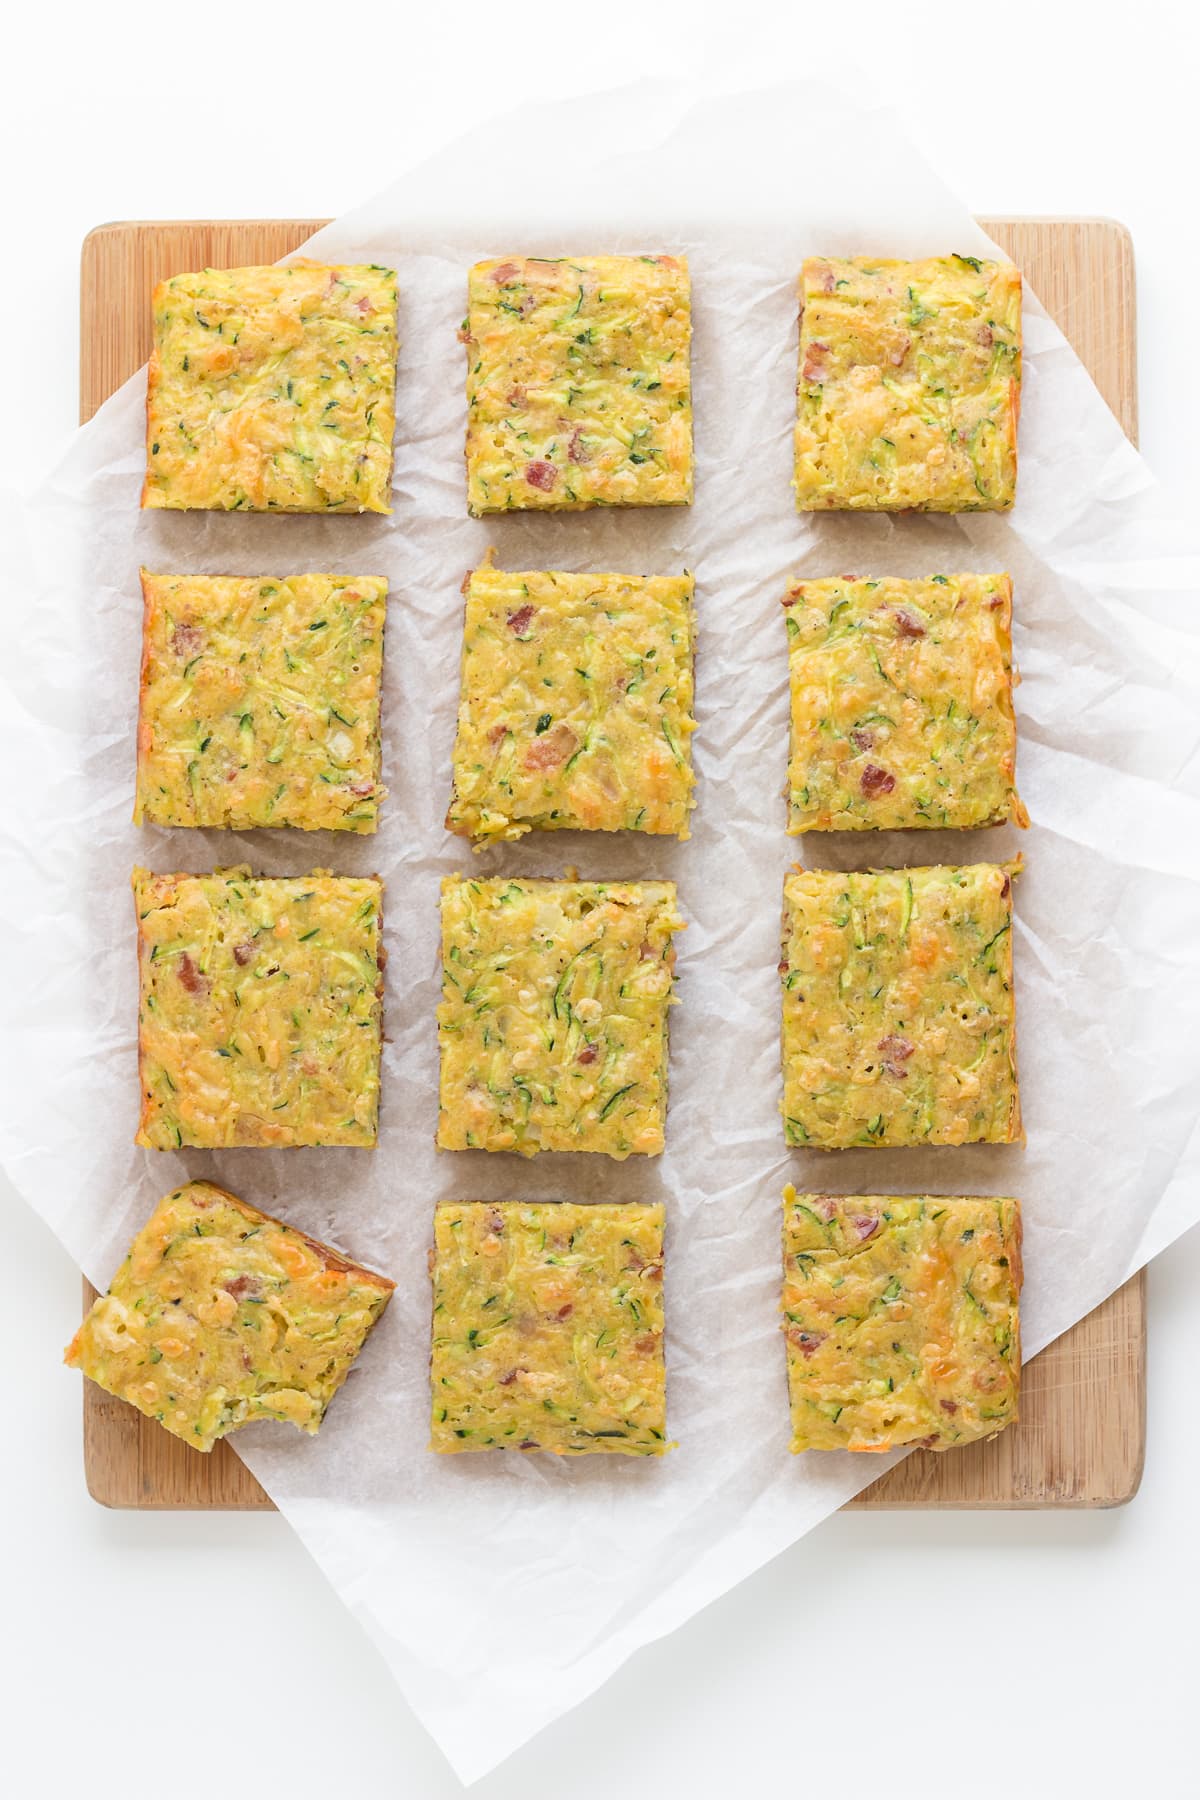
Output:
[{"left": 4, "top": 78, "right": 1200, "bottom": 1785}]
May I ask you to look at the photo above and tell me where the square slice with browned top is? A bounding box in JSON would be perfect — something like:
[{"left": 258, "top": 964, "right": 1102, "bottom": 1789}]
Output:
[
  {"left": 65, "top": 1180, "right": 393, "bottom": 1452},
  {"left": 783, "top": 572, "right": 1027, "bottom": 831},
  {"left": 780, "top": 861, "right": 1021, "bottom": 1149},
  {"left": 463, "top": 254, "right": 692, "bottom": 513},
  {"left": 134, "top": 865, "right": 383, "bottom": 1149},
  {"left": 437, "top": 877, "right": 683, "bottom": 1157},
  {"left": 795, "top": 255, "right": 1021, "bottom": 512},
  {"left": 446, "top": 559, "right": 696, "bottom": 844},
  {"left": 430, "top": 1201, "right": 667, "bottom": 1455},
  {"left": 135, "top": 571, "right": 387, "bottom": 832},
  {"left": 142, "top": 261, "right": 398, "bottom": 513},
  {"left": 781, "top": 1188, "right": 1022, "bottom": 1452}
]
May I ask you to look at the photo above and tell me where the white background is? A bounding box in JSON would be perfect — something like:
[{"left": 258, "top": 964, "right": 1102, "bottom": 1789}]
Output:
[{"left": 3, "top": 4, "right": 1196, "bottom": 1795}]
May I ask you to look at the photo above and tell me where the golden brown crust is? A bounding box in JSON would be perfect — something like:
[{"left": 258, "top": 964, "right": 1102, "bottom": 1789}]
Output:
[
  {"left": 187, "top": 1179, "right": 395, "bottom": 1292},
  {"left": 1005, "top": 1210, "right": 1025, "bottom": 1392},
  {"left": 140, "top": 287, "right": 168, "bottom": 508},
  {"left": 134, "top": 568, "right": 156, "bottom": 794},
  {"left": 133, "top": 878, "right": 153, "bottom": 1145}
]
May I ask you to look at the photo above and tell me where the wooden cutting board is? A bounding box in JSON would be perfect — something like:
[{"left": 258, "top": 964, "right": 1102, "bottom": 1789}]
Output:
[{"left": 78, "top": 216, "right": 1145, "bottom": 1510}]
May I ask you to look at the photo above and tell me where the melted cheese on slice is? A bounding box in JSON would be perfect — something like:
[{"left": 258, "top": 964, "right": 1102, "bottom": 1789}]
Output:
[
  {"left": 782, "top": 1190, "right": 1022, "bottom": 1452},
  {"left": 134, "top": 866, "right": 383, "bottom": 1149},
  {"left": 447, "top": 560, "right": 695, "bottom": 844},
  {"left": 464, "top": 255, "right": 692, "bottom": 513},
  {"left": 430, "top": 1202, "right": 667, "bottom": 1455},
  {"left": 65, "top": 1181, "right": 393, "bottom": 1452},
  {"left": 780, "top": 861, "right": 1021, "bottom": 1149},
  {"left": 437, "top": 877, "right": 683, "bottom": 1157},
  {"left": 143, "top": 261, "right": 397, "bottom": 513},
  {"left": 795, "top": 255, "right": 1021, "bottom": 512},
  {"left": 135, "top": 571, "right": 387, "bottom": 832}
]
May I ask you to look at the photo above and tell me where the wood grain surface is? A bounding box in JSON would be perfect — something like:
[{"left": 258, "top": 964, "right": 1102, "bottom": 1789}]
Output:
[{"left": 79, "top": 216, "right": 1145, "bottom": 1511}]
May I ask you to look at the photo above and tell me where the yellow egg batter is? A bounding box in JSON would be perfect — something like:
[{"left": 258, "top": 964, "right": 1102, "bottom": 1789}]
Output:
[
  {"left": 780, "top": 861, "right": 1021, "bottom": 1149},
  {"left": 143, "top": 261, "right": 397, "bottom": 512},
  {"left": 430, "top": 1202, "right": 667, "bottom": 1455},
  {"left": 464, "top": 254, "right": 692, "bottom": 513},
  {"left": 782, "top": 1189, "right": 1022, "bottom": 1452},
  {"left": 784, "top": 572, "right": 1026, "bottom": 832},
  {"left": 135, "top": 571, "right": 387, "bottom": 832},
  {"left": 446, "top": 558, "right": 695, "bottom": 844},
  {"left": 437, "top": 877, "right": 683, "bottom": 1157},
  {"left": 134, "top": 866, "right": 383, "bottom": 1149},
  {"left": 795, "top": 254, "right": 1021, "bottom": 511}
]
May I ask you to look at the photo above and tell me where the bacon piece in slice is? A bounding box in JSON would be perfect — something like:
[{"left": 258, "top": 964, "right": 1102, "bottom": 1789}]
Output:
[
  {"left": 878, "top": 1034, "right": 915, "bottom": 1078},
  {"left": 860, "top": 763, "right": 896, "bottom": 797},
  {"left": 802, "top": 342, "right": 830, "bottom": 382},
  {"left": 172, "top": 623, "right": 204, "bottom": 658},
  {"left": 523, "top": 724, "right": 578, "bottom": 771},
  {"left": 524, "top": 459, "right": 558, "bottom": 492},
  {"left": 176, "top": 953, "right": 208, "bottom": 996}
]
